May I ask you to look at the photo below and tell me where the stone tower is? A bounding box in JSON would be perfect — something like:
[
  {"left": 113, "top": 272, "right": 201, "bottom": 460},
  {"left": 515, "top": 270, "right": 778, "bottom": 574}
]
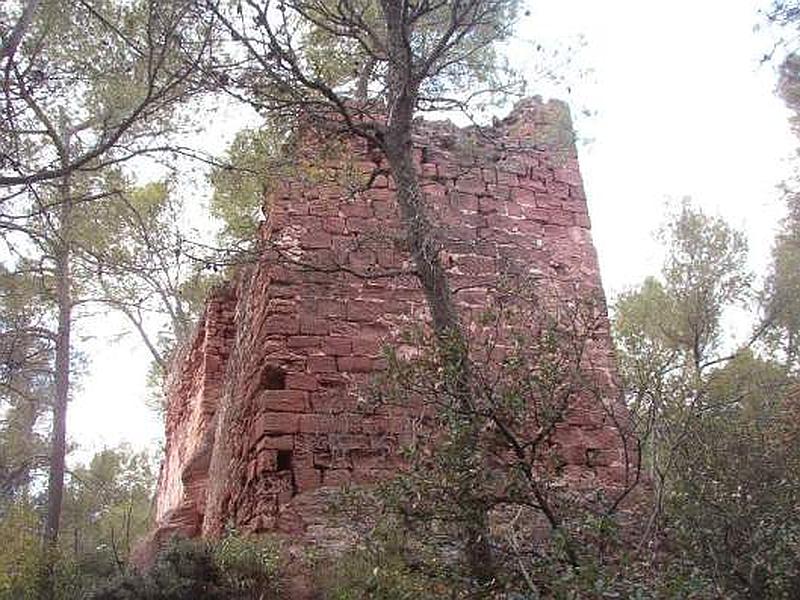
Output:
[{"left": 148, "top": 98, "right": 628, "bottom": 550}]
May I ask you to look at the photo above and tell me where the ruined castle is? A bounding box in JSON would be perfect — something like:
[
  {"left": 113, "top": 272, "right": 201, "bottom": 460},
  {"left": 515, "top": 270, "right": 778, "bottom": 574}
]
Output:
[{"left": 148, "top": 98, "right": 628, "bottom": 551}]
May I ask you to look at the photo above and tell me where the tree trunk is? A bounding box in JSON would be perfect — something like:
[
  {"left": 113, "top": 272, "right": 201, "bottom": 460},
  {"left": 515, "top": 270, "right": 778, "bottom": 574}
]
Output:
[
  {"left": 44, "top": 241, "right": 71, "bottom": 544},
  {"left": 382, "top": 126, "right": 461, "bottom": 337},
  {"left": 382, "top": 126, "right": 496, "bottom": 589},
  {"left": 42, "top": 148, "right": 73, "bottom": 598},
  {"left": 379, "top": 44, "right": 495, "bottom": 581}
]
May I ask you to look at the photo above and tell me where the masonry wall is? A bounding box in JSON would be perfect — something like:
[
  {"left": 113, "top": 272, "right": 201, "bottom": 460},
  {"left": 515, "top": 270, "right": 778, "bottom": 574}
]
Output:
[{"left": 150, "top": 98, "right": 626, "bottom": 549}]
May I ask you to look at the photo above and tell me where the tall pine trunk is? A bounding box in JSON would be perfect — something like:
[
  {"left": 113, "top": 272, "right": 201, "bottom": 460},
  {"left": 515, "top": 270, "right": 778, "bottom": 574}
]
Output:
[
  {"left": 44, "top": 237, "right": 70, "bottom": 543},
  {"left": 43, "top": 137, "right": 73, "bottom": 598}
]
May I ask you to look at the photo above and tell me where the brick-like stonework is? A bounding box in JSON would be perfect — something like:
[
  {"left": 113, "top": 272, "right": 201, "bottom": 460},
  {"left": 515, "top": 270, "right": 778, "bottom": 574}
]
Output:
[{"left": 150, "top": 98, "right": 626, "bottom": 549}]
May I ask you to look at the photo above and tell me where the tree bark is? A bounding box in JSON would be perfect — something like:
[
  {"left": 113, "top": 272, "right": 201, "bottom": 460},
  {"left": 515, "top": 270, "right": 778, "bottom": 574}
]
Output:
[
  {"left": 382, "top": 124, "right": 496, "bottom": 589},
  {"left": 44, "top": 239, "right": 70, "bottom": 544},
  {"left": 44, "top": 120, "right": 73, "bottom": 546},
  {"left": 42, "top": 129, "right": 73, "bottom": 599},
  {"left": 377, "top": 3, "right": 494, "bottom": 584},
  {"left": 382, "top": 127, "right": 461, "bottom": 337}
]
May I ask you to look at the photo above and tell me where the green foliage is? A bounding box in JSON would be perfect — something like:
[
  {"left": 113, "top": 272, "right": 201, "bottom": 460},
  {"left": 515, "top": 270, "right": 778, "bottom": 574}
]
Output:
[
  {"left": 613, "top": 202, "right": 753, "bottom": 482},
  {"left": 80, "top": 179, "right": 199, "bottom": 343},
  {"left": 410, "top": 0, "right": 524, "bottom": 106},
  {"left": 764, "top": 192, "right": 800, "bottom": 371},
  {"left": 658, "top": 199, "right": 751, "bottom": 362},
  {"left": 764, "top": 54, "right": 800, "bottom": 370},
  {"left": 613, "top": 201, "right": 800, "bottom": 598},
  {"left": 202, "top": 0, "right": 526, "bottom": 160},
  {"left": 0, "top": 502, "right": 42, "bottom": 598},
  {"left": 212, "top": 532, "right": 283, "bottom": 597},
  {"left": 209, "top": 123, "right": 293, "bottom": 246},
  {"left": 318, "top": 529, "right": 440, "bottom": 600},
  {"left": 1, "top": 0, "right": 203, "bottom": 187},
  {"left": 90, "top": 538, "right": 228, "bottom": 600},
  {"left": 0, "top": 266, "right": 54, "bottom": 500},
  {"left": 60, "top": 445, "right": 155, "bottom": 569},
  {"left": 0, "top": 445, "right": 158, "bottom": 598},
  {"left": 317, "top": 282, "right": 650, "bottom": 597},
  {"left": 667, "top": 356, "right": 800, "bottom": 598},
  {"left": 0, "top": 502, "right": 115, "bottom": 600},
  {"left": 293, "top": 0, "right": 523, "bottom": 106},
  {"left": 72, "top": 177, "right": 226, "bottom": 402},
  {"left": 778, "top": 54, "right": 800, "bottom": 136},
  {"left": 2, "top": 0, "right": 210, "bottom": 561},
  {"left": 319, "top": 490, "right": 712, "bottom": 599},
  {"left": 91, "top": 534, "right": 283, "bottom": 600}
]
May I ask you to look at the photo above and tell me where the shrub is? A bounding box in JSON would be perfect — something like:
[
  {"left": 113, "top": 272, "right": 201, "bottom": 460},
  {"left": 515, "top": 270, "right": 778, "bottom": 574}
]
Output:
[
  {"left": 90, "top": 533, "right": 283, "bottom": 600},
  {"left": 318, "top": 538, "right": 440, "bottom": 600},
  {"left": 90, "top": 538, "right": 225, "bottom": 600},
  {"left": 0, "top": 503, "right": 42, "bottom": 599},
  {"left": 212, "top": 531, "right": 283, "bottom": 598}
]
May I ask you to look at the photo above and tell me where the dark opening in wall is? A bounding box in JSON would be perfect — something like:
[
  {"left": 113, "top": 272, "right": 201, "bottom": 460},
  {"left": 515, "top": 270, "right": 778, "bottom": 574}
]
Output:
[
  {"left": 277, "top": 450, "right": 293, "bottom": 472},
  {"left": 260, "top": 364, "right": 286, "bottom": 390},
  {"left": 586, "top": 448, "right": 600, "bottom": 468}
]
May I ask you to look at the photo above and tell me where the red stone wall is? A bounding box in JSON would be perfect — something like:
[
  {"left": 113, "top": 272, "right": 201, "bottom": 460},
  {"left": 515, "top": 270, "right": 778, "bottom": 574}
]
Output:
[
  {"left": 152, "top": 289, "right": 236, "bottom": 543},
  {"left": 151, "top": 98, "right": 627, "bottom": 546}
]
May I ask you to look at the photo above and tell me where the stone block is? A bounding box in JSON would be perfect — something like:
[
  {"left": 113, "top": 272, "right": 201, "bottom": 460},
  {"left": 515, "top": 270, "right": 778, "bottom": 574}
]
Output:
[
  {"left": 255, "top": 390, "right": 309, "bottom": 413},
  {"left": 340, "top": 202, "right": 372, "bottom": 218},
  {"left": 310, "top": 390, "right": 357, "bottom": 413},
  {"left": 372, "top": 200, "right": 394, "bottom": 218},
  {"left": 351, "top": 337, "right": 381, "bottom": 356},
  {"left": 318, "top": 299, "right": 347, "bottom": 318},
  {"left": 259, "top": 435, "right": 295, "bottom": 451},
  {"left": 300, "top": 316, "right": 330, "bottom": 336},
  {"left": 337, "top": 356, "right": 373, "bottom": 373},
  {"left": 323, "top": 469, "right": 351, "bottom": 486},
  {"left": 455, "top": 177, "right": 486, "bottom": 195},
  {"left": 300, "top": 231, "right": 332, "bottom": 249},
  {"left": 585, "top": 448, "right": 618, "bottom": 468},
  {"left": 330, "top": 321, "right": 359, "bottom": 337},
  {"left": 496, "top": 170, "right": 519, "bottom": 186},
  {"left": 299, "top": 414, "right": 354, "bottom": 434},
  {"left": 549, "top": 181, "right": 570, "bottom": 198},
  {"left": 569, "top": 184, "right": 586, "bottom": 199},
  {"left": 421, "top": 163, "right": 438, "bottom": 178},
  {"left": 346, "top": 300, "right": 383, "bottom": 322},
  {"left": 287, "top": 336, "right": 321, "bottom": 349},
  {"left": 294, "top": 468, "right": 322, "bottom": 492},
  {"left": 263, "top": 315, "right": 299, "bottom": 335},
  {"left": 361, "top": 416, "right": 390, "bottom": 434},
  {"left": 329, "top": 433, "right": 370, "bottom": 450},
  {"left": 286, "top": 373, "right": 319, "bottom": 391},
  {"left": 554, "top": 167, "right": 582, "bottom": 186},
  {"left": 344, "top": 217, "right": 377, "bottom": 233},
  {"left": 323, "top": 216, "right": 346, "bottom": 234},
  {"left": 254, "top": 412, "right": 300, "bottom": 435},
  {"left": 316, "top": 373, "right": 349, "bottom": 389},
  {"left": 452, "top": 192, "right": 478, "bottom": 212},
  {"left": 307, "top": 356, "right": 337, "bottom": 373},
  {"left": 371, "top": 174, "right": 390, "bottom": 189}
]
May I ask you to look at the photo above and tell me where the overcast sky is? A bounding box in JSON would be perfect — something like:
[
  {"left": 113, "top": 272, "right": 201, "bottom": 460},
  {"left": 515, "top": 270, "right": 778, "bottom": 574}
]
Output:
[{"left": 68, "top": 0, "right": 799, "bottom": 457}]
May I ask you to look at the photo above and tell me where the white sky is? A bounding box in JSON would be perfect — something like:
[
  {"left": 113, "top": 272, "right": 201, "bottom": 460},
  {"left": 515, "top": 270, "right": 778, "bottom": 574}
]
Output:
[{"left": 68, "top": 0, "right": 798, "bottom": 457}]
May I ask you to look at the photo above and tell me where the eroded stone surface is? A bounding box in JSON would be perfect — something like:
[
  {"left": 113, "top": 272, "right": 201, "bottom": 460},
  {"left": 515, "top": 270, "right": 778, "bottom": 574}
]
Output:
[{"left": 148, "top": 98, "right": 629, "bottom": 551}]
